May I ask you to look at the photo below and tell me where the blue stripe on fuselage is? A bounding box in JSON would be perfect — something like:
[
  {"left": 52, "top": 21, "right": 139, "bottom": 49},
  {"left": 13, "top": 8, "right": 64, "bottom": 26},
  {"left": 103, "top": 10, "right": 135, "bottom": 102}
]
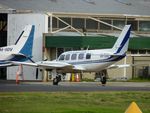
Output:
[{"left": 67, "top": 55, "right": 125, "bottom": 65}]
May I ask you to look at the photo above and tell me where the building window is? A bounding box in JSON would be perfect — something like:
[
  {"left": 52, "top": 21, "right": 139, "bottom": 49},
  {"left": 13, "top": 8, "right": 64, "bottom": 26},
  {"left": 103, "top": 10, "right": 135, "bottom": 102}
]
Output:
[
  {"left": 139, "top": 50, "right": 146, "bottom": 54},
  {"left": 52, "top": 17, "right": 58, "bottom": 28},
  {"left": 57, "top": 48, "right": 64, "bottom": 58},
  {"left": 131, "top": 50, "right": 138, "bottom": 54},
  {"left": 113, "top": 20, "right": 125, "bottom": 30},
  {"left": 127, "top": 20, "right": 138, "bottom": 31},
  {"left": 147, "top": 50, "right": 150, "bottom": 54},
  {"left": 86, "top": 19, "right": 98, "bottom": 29},
  {"left": 71, "top": 54, "right": 77, "bottom": 60},
  {"left": 64, "top": 48, "right": 72, "bottom": 52},
  {"left": 100, "top": 19, "right": 111, "bottom": 30},
  {"left": 139, "top": 21, "right": 150, "bottom": 31},
  {"left": 72, "top": 18, "right": 85, "bottom": 29},
  {"left": 78, "top": 53, "right": 84, "bottom": 60},
  {"left": 86, "top": 53, "right": 91, "bottom": 59},
  {"left": 48, "top": 17, "right": 51, "bottom": 28},
  {"left": 59, "top": 17, "right": 71, "bottom": 28}
]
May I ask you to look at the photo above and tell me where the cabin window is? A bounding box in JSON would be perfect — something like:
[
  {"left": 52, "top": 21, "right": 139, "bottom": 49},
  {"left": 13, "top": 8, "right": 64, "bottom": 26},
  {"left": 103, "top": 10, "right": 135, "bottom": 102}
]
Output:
[
  {"left": 86, "top": 53, "right": 91, "bottom": 59},
  {"left": 59, "top": 54, "right": 65, "bottom": 61},
  {"left": 65, "top": 54, "right": 70, "bottom": 60},
  {"left": 71, "top": 54, "right": 77, "bottom": 60},
  {"left": 78, "top": 53, "right": 84, "bottom": 60}
]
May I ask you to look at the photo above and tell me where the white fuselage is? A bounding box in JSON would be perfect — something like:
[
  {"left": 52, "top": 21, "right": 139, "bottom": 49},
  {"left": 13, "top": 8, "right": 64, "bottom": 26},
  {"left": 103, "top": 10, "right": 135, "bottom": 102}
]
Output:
[
  {"left": 56, "top": 49, "right": 120, "bottom": 73},
  {"left": 0, "top": 46, "right": 15, "bottom": 61}
]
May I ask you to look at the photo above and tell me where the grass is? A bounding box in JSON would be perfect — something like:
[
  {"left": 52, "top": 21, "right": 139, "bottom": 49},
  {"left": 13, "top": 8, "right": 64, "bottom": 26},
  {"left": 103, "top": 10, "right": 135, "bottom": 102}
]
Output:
[{"left": 0, "top": 92, "right": 150, "bottom": 113}]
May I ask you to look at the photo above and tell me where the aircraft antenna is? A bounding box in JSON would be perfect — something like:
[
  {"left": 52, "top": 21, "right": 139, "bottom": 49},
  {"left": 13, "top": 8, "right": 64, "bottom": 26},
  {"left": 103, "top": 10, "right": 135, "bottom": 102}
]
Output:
[{"left": 86, "top": 45, "right": 89, "bottom": 50}]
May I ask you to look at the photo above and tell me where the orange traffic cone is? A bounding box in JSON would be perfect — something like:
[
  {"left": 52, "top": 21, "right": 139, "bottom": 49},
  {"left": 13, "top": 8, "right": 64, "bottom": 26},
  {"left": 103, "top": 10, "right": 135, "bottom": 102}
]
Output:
[
  {"left": 125, "top": 102, "right": 142, "bottom": 113},
  {"left": 16, "top": 72, "right": 19, "bottom": 84},
  {"left": 75, "top": 73, "right": 80, "bottom": 82},
  {"left": 16, "top": 64, "right": 24, "bottom": 84}
]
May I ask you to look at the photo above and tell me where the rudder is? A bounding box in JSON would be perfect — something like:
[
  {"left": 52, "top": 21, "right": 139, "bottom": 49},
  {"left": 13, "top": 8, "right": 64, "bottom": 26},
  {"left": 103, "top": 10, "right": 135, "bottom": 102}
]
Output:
[{"left": 112, "top": 25, "right": 131, "bottom": 55}]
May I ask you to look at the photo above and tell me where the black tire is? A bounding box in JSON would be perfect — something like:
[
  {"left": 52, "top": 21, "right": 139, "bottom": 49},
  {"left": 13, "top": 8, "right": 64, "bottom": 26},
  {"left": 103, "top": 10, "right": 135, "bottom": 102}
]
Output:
[
  {"left": 57, "top": 75, "right": 61, "bottom": 82},
  {"left": 101, "top": 76, "right": 107, "bottom": 85},
  {"left": 53, "top": 78, "right": 58, "bottom": 85}
]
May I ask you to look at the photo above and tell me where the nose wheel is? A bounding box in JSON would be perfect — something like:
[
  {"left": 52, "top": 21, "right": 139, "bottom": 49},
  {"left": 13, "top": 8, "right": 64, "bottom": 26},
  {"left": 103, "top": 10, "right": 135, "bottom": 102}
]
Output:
[
  {"left": 96, "top": 70, "right": 107, "bottom": 86},
  {"left": 53, "top": 75, "right": 61, "bottom": 85}
]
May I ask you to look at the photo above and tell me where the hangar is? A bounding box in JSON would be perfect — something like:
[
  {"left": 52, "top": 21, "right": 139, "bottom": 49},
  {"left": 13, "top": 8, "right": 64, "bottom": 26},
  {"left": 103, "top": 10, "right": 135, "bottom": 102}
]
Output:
[{"left": 0, "top": 0, "right": 150, "bottom": 81}]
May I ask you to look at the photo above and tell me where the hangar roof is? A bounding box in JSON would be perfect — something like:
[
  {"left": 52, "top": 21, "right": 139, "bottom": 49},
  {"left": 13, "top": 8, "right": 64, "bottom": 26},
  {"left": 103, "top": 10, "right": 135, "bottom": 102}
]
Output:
[{"left": 0, "top": 0, "right": 150, "bottom": 16}]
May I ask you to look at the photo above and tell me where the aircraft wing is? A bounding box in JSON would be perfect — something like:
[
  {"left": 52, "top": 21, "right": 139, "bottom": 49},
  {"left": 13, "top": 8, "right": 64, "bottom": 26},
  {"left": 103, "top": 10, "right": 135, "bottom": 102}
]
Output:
[
  {"left": 0, "top": 63, "right": 13, "bottom": 67},
  {"left": 35, "top": 61, "right": 74, "bottom": 69},
  {"left": 11, "top": 61, "right": 73, "bottom": 69},
  {"left": 73, "top": 65, "right": 86, "bottom": 71},
  {"left": 11, "top": 61, "right": 85, "bottom": 71},
  {"left": 11, "top": 60, "right": 86, "bottom": 72}
]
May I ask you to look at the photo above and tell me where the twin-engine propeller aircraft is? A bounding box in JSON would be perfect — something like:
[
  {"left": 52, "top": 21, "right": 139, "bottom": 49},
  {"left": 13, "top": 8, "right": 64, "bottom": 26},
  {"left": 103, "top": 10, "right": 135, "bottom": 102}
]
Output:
[
  {"left": 13, "top": 25, "right": 131, "bottom": 85},
  {"left": 0, "top": 25, "right": 35, "bottom": 67}
]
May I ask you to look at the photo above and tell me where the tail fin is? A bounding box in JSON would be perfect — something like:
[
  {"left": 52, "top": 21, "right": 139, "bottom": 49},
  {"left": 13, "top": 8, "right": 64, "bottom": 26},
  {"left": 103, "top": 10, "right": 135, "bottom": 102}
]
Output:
[
  {"left": 111, "top": 25, "right": 131, "bottom": 55},
  {"left": 15, "top": 25, "right": 35, "bottom": 58}
]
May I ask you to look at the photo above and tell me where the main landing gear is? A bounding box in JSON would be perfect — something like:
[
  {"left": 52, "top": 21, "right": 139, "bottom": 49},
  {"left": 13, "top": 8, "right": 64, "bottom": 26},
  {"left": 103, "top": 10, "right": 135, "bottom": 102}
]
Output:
[
  {"left": 100, "top": 74, "right": 107, "bottom": 86},
  {"left": 50, "top": 69, "right": 61, "bottom": 85},
  {"left": 100, "top": 70, "right": 107, "bottom": 86}
]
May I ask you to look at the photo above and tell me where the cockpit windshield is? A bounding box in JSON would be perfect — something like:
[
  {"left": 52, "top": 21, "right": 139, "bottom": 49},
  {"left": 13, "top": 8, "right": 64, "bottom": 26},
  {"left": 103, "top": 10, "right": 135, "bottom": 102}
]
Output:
[{"left": 58, "top": 54, "right": 65, "bottom": 61}]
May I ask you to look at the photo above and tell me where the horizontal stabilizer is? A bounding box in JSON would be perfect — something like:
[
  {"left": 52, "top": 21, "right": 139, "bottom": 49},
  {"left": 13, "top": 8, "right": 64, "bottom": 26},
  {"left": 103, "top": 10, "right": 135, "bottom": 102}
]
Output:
[
  {"left": 108, "top": 64, "right": 131, "bottom": 69},
  {"left": 0, "top": 63, "right": 13, "bottom": 67}
]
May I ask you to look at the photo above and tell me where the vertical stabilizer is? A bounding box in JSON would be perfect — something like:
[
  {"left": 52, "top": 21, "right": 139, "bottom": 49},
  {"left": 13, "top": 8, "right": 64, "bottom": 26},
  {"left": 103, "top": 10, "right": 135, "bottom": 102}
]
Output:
[
  {"left": 111, "top": 25, "right": 131, "bottom": 55},
  {"left": 15, "top": 25, "right": 35, "bottom": 58}
]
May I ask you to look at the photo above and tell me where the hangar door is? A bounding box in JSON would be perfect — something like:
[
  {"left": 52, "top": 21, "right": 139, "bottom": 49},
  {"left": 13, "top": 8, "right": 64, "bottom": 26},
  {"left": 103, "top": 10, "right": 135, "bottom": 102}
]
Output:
[{"left": 0, "top": 14, "right": 7, "bottom": 79}]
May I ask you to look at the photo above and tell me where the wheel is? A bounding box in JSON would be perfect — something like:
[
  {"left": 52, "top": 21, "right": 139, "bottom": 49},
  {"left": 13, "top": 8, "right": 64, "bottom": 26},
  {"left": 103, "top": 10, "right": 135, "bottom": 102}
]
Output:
[
  {"left": 53, "top": 75, "right": 61, "bottom": 85},
  {"left": 57, "top": 75, "right": 61, "bottom": 82},
  {"left": 53, "top": 78, "right": 58, "bottom": 85},
  {"left": 100, "top": 75, "right": 107, "bottom": 85},
  {"left": 98, "top": 70, "right": 107, "bottom": 86}
]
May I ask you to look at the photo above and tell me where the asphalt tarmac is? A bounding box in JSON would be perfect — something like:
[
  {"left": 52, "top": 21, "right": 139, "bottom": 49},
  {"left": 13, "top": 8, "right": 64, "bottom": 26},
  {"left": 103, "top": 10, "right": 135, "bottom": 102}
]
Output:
[{"left": 0, "top": 81, "right": 150, "bottom": 92}]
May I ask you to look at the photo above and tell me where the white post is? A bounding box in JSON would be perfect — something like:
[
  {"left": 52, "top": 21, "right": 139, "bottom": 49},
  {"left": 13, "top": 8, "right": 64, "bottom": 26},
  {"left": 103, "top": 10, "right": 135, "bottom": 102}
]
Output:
[
  {"left": 50, "top": 13, "right": 52, "bottom": 33},
  {"left": 123, "top": 56, "right": 127, "bottom": 79}
]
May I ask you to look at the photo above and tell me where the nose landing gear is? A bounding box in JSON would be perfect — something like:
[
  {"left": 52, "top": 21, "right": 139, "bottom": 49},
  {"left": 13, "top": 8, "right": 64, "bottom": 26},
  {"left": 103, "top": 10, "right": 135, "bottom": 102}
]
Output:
[
  {"left": 53, "top": 75, "right": 61, "bottom": 85},
  {"left": 96, "top": 70, "right": 107, "bottom": 86}
]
